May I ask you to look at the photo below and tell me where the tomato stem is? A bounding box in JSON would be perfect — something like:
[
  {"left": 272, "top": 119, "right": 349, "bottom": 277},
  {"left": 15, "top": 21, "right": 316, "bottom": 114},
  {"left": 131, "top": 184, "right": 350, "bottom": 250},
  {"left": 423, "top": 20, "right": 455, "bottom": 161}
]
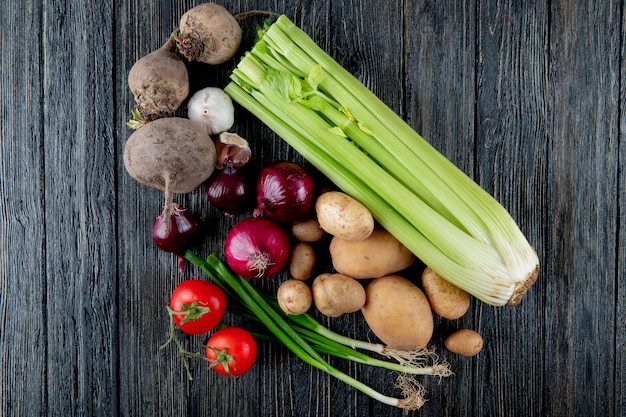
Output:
[
  {"left": 206, "top": 346, "right": 235, "bottom": 376},
  {"left": 160, "top": 306, "right": 208, "bottom": 380}
]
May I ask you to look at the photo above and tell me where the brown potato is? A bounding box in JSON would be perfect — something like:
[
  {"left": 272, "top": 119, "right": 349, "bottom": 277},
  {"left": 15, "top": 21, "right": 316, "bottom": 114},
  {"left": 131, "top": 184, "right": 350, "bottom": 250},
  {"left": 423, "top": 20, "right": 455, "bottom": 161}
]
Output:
[
  {"left": 315, "top": 191, "right": 374, "bottom": 241},
  {"left": 277, "top": 280, "right": 312, "bottom": 315},
  {"left": 289, "top": 242, "right": 316, "bottom": 281},
  {"left": 361, "top": 275, "right": 433, "bottom": 350},
  {"left": 445, "top": 329, "right": 483, "bottom": 356},
  {"left": 291, "top": 217, "right": 325, "bottom": 242},
  {"left": 329, "top": 228, "right": 415, "bottom": 279},
  {"left": 311, "top": 273, "right": 366, "bottom": 317},
  {"left": 422, "top": 267, "right": 470, "bottom": 320}
]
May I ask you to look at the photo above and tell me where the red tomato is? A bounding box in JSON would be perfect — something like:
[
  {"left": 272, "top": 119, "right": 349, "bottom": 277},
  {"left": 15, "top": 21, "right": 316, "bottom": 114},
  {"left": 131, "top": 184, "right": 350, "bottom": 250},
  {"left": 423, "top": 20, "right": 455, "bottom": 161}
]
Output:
[
  {"left": 205, "top": 327, "right": 257, "bottom": 376},
  {"left": 169, "top": 279, "right": 227, "bottom": 335}
]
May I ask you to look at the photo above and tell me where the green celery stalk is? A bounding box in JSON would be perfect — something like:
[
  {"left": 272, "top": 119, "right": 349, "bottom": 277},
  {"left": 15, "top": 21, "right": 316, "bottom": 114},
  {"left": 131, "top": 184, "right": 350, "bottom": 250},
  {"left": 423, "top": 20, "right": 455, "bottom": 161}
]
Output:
[{"left": 225, "top": 16, "right": 539, "bottom": 306}]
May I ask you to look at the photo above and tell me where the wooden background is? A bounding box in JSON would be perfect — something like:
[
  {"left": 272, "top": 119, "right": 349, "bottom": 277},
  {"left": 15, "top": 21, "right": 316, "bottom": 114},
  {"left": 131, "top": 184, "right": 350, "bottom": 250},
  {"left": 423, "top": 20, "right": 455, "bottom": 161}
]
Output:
[{"left": 1, "top": 0, "right": 624, "bottom": 416}]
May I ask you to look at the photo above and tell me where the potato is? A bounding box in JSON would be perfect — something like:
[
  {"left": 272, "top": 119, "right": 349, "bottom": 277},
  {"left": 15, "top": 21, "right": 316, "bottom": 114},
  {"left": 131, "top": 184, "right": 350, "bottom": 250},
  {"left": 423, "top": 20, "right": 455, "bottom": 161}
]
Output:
[
  {"left": 277, "top": 280, "right": 312, "bottom": 315},
  {"left": 291, "top": 217, "right": 325, "bottom": 242},
  {"left": 311, "top": 273, "right": 366, "bottom": 317},
  {"left": 289, "top": 242, "right": 316, "bottom": 281},
  {"left": 329, "top": 228, "right": 415, "bottom": 279},
  {"left": 315, "top": 191, "right": 374, "bottom": 241},
  {"left": 361, "top": 275, "right": 433, "bottom": 350},
  {"left": 445, "top": 329, "right": 483, "bottom": 356},
  {"left": 421, "top": 267, "right": 470, "bottom": 320}
]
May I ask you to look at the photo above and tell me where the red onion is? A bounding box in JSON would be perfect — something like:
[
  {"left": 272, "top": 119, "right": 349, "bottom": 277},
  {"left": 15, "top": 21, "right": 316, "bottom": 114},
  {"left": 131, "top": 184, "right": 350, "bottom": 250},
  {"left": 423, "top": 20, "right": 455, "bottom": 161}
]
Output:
[
  {"left": 224, "top": 217, "right": 290, "bottom": 279},
  {"left": 254, "top": 161, "right": 316, "bottom": 223},
  {"left": 205, "top": 163, "right": 251, "bottom": 216},
  {"left": 152, "top": 204, "right": 200, "bottom": 254}
]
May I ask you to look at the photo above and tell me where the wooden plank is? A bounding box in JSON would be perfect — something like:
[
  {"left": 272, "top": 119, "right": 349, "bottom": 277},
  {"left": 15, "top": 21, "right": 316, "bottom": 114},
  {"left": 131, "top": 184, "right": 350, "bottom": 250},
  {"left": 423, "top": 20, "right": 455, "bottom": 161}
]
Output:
[
  {"left": 2, "top": 0, "right": 623, "bottom": 416},
  {"left": 474, "top": 1, "right": 550, "bottom": 416},
  {"left": 545, "top": 1, "right": 620, "bottom": 416},
  {"left": 0, "top": 1, "right": 47, "bottom": 416},
  {"left": 40, "top": 0, "right": 117, "bottom": 415},
  {"left": 402, "top": 1, "right": 477, "bottom": 415},
  {"left": 617, "top": 3, "right": 626, "bottom": 414},
  {"left": 321, "top": 1, "right": 407, "bottom": 414},
  {"left": 114, "top": 0, "right": 193, "bottom": 415}
]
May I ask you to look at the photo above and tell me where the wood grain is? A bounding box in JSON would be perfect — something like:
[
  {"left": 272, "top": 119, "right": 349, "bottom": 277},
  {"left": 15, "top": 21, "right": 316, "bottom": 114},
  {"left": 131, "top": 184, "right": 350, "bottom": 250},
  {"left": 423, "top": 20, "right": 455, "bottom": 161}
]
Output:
[
  {"left": 1, "top": 0, "right": 624, "bottom": 416},
  {"left": 546, "top": 1, "right": 621, "bottom": 416},
  {"left": 0, "top": 3, "right": 47, "bottom": 415}
]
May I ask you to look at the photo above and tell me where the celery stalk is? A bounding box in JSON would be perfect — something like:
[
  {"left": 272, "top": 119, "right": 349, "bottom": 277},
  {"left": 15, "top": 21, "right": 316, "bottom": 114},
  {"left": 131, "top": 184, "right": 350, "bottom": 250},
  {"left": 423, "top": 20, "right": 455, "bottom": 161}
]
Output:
[{"left": 225, "top": 16, "right": 539, "bottom": 306}]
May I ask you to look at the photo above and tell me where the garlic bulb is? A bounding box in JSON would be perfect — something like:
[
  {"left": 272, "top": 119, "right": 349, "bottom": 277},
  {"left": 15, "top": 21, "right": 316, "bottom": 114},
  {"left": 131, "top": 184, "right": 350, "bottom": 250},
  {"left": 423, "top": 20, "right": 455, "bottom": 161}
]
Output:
[{"left": 187, "top": 87, "right": 235, "bottom": 135}]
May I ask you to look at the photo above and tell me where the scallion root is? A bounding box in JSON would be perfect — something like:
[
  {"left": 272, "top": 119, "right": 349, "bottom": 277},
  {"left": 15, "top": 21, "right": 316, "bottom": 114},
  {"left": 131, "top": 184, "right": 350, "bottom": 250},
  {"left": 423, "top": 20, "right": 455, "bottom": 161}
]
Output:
[{"left": 395, "top": 374, "right": 427, "bottom": 411}]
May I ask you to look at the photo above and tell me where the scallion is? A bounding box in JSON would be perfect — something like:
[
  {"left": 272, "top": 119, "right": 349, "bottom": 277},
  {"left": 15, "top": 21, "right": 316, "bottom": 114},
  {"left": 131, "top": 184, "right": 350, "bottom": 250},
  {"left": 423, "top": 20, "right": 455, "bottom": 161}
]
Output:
[{"left": 184, "top": 250, "right": 449, "bottom": 410}]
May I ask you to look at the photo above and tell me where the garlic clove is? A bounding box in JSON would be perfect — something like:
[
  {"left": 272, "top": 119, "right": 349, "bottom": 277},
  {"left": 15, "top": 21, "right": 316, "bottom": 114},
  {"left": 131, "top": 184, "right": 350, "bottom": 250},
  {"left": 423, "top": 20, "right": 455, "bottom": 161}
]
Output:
[{"left": 215, "top": 132, "right": 252, "bottom": 169}]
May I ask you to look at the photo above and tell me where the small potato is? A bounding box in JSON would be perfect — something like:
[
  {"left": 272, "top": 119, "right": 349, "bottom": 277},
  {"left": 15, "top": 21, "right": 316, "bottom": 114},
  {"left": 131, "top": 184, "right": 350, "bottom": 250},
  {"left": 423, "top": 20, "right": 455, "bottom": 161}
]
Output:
[
  {"left": 277, "top": 280, "right": 313, "bottom": 315},
  {"left": 289, "top": 242, "right": 316, "bottom": 281},
  {"left": 311, "top": 273, "right": 366, "bottom": 317},
  {"left": 361, "top": 275, "right": 433, "bottom": 350},
  {"left": 329, "top": 228, "right": 415, "bottom": 279},
  {"left": 315, "top": 191, "right": 374, "bottom": 241},
  {"left": 445, "top": 329, "right": 483, "bottom": 356},
  {"left": 291, "top": 217, "right": 325, "bottom": 242},
  {"left": 422, "top": 267, "right": 470, "bottom": 320}
]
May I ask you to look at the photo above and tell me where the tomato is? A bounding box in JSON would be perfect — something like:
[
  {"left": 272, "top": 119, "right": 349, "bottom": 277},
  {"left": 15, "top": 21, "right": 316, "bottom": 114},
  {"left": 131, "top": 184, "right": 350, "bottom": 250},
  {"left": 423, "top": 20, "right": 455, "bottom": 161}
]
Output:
[
  {"left": 205, "top": 327, "right": 257, "bottom": 376},
  {"left": 169, "top": 279, "right": 227, "bottom": 335}
]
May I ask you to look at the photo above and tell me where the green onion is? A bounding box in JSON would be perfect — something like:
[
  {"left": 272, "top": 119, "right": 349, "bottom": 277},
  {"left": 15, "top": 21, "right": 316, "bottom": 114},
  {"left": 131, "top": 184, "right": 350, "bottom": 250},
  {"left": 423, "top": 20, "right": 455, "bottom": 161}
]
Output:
[
  {"left": 225, "top": 302, "right": 452, "bottom": 377},
  {"left": 183, "top": 250, "right": 447, "bottom": 410},
  {"left": 224, "top": 16, "right": 539, "bottom": 306}
]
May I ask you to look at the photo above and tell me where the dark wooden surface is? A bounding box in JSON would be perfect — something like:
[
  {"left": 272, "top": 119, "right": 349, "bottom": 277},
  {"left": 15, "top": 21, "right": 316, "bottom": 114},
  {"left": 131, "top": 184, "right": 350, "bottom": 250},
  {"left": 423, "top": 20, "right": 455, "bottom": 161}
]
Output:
[{"left": 1, "top": 0, "right": 624, "bottom": 416}]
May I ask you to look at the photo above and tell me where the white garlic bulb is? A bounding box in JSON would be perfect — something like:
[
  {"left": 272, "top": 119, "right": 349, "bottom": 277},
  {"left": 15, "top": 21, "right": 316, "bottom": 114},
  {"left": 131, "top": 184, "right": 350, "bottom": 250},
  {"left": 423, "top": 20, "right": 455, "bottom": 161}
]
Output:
[{"left": 187, "top": 87, "right": 235, "bottom": 135}]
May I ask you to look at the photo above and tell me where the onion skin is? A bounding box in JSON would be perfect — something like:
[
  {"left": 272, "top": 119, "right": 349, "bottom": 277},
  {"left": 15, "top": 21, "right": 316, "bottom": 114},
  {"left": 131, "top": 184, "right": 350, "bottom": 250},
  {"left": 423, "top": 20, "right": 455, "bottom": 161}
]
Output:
[
  {"left": 152, "top": 205, "right": 200, "bottom": 254},
  {"left": 224, "top": 217, "right": 291, "bottom": 279},
  {"left": 205, "top": 164, "right": 251, "bottom": 216},
  {"left": 254, "top": 161, "right": 316, "bottom": 223}
]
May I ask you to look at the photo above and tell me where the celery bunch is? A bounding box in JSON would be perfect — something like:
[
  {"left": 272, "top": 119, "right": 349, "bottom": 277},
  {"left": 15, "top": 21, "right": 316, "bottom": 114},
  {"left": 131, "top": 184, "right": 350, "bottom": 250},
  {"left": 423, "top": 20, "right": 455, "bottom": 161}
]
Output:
[{"left": 224, "top": 16, "right": 539, "bottom": 306}]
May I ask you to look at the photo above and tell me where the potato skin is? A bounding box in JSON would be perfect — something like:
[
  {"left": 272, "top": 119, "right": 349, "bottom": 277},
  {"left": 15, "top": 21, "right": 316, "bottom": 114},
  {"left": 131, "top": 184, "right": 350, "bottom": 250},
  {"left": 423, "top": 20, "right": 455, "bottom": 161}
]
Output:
[
  {"left": 445, "top": 329, "right": 483, "bottom": 356},
  {"left": 277, "top": 280, "right": 312, "bottom": 315},
  {"left": 422, "top": 267, "right": 470, "bottom": 320},
  {"left": 311, "top": 273, "right": 366, "bottom": 317},
  {"left": 315, "top": 191, "right": 374, "bottom": 241},
  {"left": 329, "top": 228, "right": 415, "bottom": 279},
  {"left": 361, "top": 274, "right": 433, "bottom": 350},
  {"left": 289, "top": 242, "right": 316, "bottom": 281},
  {"left": 291, "top": 217, "right": 325, "bottom": 242}
]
